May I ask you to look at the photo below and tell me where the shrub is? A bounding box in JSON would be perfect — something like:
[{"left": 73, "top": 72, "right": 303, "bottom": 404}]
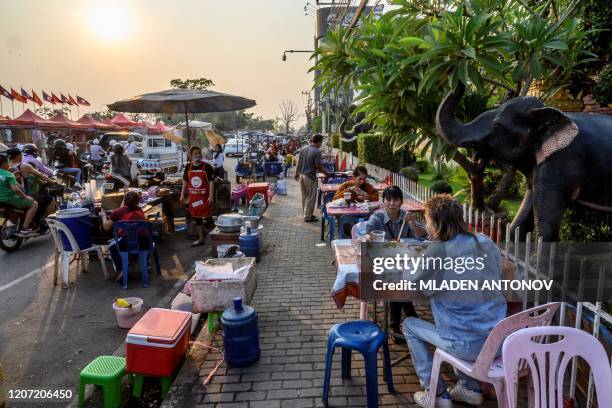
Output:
[
  {"left": 330, "top": 133, "right": 340, "bottom": 149},
  {"left": 483, "top": 166, "right": 527, "bottom": 198},
  {"left": 593, "top": 63, "right": 612, "bottom": 106},
  {"left": 399, "top": 166, "right": 419, "bottom": 182},
  {"left": 339, "top": 135, "right": 359, "bottom": 156},
  {"left": 431, "top": 180, "right": 453, "bottom": 195},
  {"left": 357, "top": 133, "right": 403, "bottom": 172},
  {"left": 415, "top": 158, "right": 431, "bottom": 173}
]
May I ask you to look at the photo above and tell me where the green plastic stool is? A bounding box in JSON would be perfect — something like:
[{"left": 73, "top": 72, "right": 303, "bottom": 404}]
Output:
[
  {"left": 207, "top": 311, "right": 222, "bottom": 334},
  {"left": 132, "top": 374, "right": 173, "bottom": 399},
  {"left": 79, "top": 356, "right": 127, "bottom": 408}
]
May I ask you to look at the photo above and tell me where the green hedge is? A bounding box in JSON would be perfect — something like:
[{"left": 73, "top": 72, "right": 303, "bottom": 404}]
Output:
[
  {"left": 357, "top": 134, "right": 402, "bottom": 172},
  {"left": 330, "top": 133, "right": 340, "bottom": 149},
  {"left": 340, "top": 135, "right": 360, "bottom": 156}
]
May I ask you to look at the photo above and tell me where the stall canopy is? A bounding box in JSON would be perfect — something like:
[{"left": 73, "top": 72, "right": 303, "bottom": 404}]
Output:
[
  {"left": 11, "top": 109, "right": 63, "bottom": 128},
  {"left": 110, "top": 113, "right": 145, "bottom": 128},
  {"left": 49, "top": 112, "right": 88, "bottom": 129},
  {"left": 77, "top": 114, "right": 118, "bottom": 130},
  {"left": 146, "top": 120, "right": 174, "bottom": 134}
]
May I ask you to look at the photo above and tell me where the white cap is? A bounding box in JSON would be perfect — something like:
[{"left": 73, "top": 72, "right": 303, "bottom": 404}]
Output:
[
  {"left": 93, "top": 139, "right": 99, "bottom": 145},
  {"left": 109, "top": 140, "right": 117, "bottom": 146},
  {"left": 66, "top": 143, "right": 74, "bottom": 151}
]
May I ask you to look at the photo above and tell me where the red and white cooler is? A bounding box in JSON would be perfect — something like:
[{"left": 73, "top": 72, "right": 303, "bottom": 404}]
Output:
[{"left": 126, "top": 308, "right": 191, "bottom": 377}]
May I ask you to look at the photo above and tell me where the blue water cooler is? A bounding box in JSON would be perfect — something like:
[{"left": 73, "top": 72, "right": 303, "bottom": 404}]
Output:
[{"left": 221, "top": 297, "right": 260, "bottom": 367}]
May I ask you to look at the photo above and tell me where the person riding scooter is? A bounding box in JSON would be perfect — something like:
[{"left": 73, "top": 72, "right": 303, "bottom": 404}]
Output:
[
  {"left": 0, "top": 154, "right": 39, "bottom": 236},
  {"left": 89, "top": 139, "right": 107, "bottom": 174},
  {"left": 52, "top": 139, "right": 82, "bottom": 187},
  {"left": 21, "top": 144, "right": 54, "bottom": 178}
]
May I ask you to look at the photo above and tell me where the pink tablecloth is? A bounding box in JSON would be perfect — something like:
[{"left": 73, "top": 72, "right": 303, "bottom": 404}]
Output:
[
  {"left": 326, "top": 199, "right": 424, "bottom": 217},
  {"left": 320, "top": 182, "right": 389, "bottom": 193},
  {"left": 330, "top": 240, "right": 361, "bottom": 308}
]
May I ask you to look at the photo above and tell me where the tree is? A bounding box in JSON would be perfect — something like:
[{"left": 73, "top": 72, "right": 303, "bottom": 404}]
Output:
[
  {"left": 170, "top": 77, "right": 215, "bottom": 90},
  {"left": 277, "top": 100, "right": 301, "bottom": 134},
  {"left": 303, "top": 92, "right": 315, "bottom": 133},
  {"left": 35, "top": 106, "right": 71, "bottom": 118},
  {"left": 313, "top": 0, "right": 596, "bottom": 210}
]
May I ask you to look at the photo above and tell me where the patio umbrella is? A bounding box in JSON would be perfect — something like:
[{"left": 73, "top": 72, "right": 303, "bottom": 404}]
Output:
[{"left": 107, "top": 89, "right": 256, "bottom": 148}]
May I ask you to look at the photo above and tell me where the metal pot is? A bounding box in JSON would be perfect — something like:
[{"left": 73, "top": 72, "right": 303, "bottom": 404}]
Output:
[
  {"left": 242, "top": 215, "right": 260, "bottom": 229},
  {"left": 215, "top": 213, "right": 244, "bottom": 232}
]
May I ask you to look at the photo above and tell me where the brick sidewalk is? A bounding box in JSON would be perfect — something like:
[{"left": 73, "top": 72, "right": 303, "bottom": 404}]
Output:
[{"left": 160, "top": 177, "right": 489, "bottom": 408}]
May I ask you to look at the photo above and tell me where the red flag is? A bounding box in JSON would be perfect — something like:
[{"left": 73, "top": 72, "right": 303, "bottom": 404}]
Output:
[
  {"left": 11, "top": 88, "right": 27, "bottom": 103},
  {"left": 76, "top": 95, "right": 90, "bottom": 106},
  {"left": 0, "top": 85, "right": 14, "bottom": 101},
  {"left": 51, "top": 93, "right": 61, "bottom": 104},
  {"left": 60, "top": 94, "right": 69, "bottom": 104},
  {"left": 32, "top": 90, "right": 43, "bottom": 107},
  {"left": 42, "top": 91, "right": 54, "bottom": 104},
  {"left": 68, "top": 94, "right": 78, "bottom": 106},
  {"left": 20, "top": 87, "right": 33, "bottom": 101}
]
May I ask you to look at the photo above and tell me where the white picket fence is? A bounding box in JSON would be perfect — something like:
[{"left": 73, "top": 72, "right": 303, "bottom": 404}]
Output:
[{"left": 329, "top": 148, "right": 612, "bottom": 407}]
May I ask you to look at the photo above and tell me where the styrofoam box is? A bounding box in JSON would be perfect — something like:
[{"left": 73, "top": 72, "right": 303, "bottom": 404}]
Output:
[{"left": 191, "top": 257, "right": 256, "bottom": 313}]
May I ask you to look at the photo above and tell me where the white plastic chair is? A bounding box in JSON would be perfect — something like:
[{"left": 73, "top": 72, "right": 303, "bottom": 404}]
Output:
[
  {"left": 503, "top": 326, "right": 612, "bottom": 408},
  {"left": 427, "top": 302, "right": 560, "bottom": 408},
  {"left": 46, "top": 218, "right": 109, "bottom": 288}
]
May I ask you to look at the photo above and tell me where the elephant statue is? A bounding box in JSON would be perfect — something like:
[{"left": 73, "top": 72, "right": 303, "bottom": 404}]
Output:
[
  {"left": 339, "top": 111, "right": 373, "bottom": 142},
  {"left": 436, "top": 83, "right": 612, "bottom": 241}
]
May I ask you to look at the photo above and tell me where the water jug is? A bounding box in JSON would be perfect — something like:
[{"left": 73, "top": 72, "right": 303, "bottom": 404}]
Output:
[
  {"left": 239, "top": 230, "right": 260, "bottom": 261},
  {"left": 221, "top": 297, "right": 260, "bottom": 367}
]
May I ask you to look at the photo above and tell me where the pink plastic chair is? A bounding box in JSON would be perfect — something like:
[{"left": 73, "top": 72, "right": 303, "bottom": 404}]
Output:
[
  {"left": 427, "top": 302, "right": 560, "bottom": 408},
  {"left": 503, "top": 326, "right": 612, "bottom": 408}
]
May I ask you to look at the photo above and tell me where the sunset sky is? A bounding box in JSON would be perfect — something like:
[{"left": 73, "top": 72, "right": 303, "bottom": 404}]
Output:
[{"left": 0, "top": 0, "right": 315, "bottom": 125}]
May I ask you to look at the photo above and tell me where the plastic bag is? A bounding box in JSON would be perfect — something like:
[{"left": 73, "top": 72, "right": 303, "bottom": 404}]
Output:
[
  {"left": 195, "top": 261, "right": 252, "bottom": 281},
  {"left": 250, "top": 192, "right": 266, "bottom": 208}
]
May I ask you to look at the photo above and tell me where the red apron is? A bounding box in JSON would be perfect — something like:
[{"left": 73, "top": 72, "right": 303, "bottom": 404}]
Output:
[{"left": 187, "top": 168, "right": 212, "bottom": 218}]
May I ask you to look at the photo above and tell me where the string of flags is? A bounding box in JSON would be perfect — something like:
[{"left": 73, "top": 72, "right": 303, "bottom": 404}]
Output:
[{"left": 0, "top": 84, "right": 90, "bottom": 107}]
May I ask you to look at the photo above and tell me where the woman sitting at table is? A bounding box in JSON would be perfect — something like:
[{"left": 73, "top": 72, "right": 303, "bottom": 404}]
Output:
[
  {"left": 100, "top": 191, "right": 148, "bottom": 281},
  {"left": 366, "top": 185, "right": 428, "bottom": 342},
  {"left": 402, "top": 194, "right": 506, "bottom": 408}
]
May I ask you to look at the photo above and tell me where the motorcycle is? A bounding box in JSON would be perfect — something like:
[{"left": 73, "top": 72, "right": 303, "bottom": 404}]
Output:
[{"left": 0, "top": 182, "right": 67, "bottom": 252}]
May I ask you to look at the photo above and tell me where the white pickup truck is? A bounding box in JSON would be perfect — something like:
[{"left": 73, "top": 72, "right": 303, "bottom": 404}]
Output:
[{"left": 136, "top": 135, "right": 182, "bottom": 177}]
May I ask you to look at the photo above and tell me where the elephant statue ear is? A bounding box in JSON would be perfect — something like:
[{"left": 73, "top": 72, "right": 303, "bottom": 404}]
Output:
[
  {"left": 528, "top": 107, "right": 578, "bottom": 141},
  {"left": 528, "top": 107, "right": 579, "bottom": 165}
]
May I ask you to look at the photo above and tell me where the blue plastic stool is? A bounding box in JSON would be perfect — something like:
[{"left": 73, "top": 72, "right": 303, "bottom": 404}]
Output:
[
  {"left": 113, "top": 221, "right": 161, "bottom": 290},
  {"left": 322, "top": 320, "right": 394, "bottom": 407}
]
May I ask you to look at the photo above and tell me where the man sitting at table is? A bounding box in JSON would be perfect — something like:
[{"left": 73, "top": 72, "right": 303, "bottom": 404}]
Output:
[
  {"left": 100, "top": 191, "right": 148, "bottom": 282},
  {"left": 366, "top": 185, "right": 428, "bottom": 341},
  {"left": 333, "top": 166, "right": 380, "bottom": 237}
]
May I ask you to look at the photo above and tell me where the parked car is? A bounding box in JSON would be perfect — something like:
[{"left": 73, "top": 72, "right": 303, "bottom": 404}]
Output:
[
  {"left": 100, "top": 132, "right": 144, "bottom": 151},
  {"left": 224, "top": 138, "right": 247, "bottom": 157}
]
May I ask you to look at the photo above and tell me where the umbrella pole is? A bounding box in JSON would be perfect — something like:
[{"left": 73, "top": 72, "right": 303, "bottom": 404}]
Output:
[{"left": 184, "top": 101, "right": 191, "bottom": 150}]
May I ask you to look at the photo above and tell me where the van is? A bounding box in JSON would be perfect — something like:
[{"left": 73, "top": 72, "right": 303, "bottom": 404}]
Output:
[{"left": 224, "top": 138, "right": 246, "bottom": 157}]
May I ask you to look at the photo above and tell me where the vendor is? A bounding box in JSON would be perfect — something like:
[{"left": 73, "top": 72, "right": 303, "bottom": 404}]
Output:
[
  {"left": 110, "top": 144, "right": 133, "bottom": 188},
  {"left": 180, "top": 145, "right": 215, "bottom": 246},
  {"left": 333, "top": 166, "right": 379, "bottom": 203},
  {"left": 100, "top": 191, "right": 148, "bottom": 281},
  {"left": 366, "top": 185, "right": 428, "bottom": 341}
]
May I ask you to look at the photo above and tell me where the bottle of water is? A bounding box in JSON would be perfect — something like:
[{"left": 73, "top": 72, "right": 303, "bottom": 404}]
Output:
[{"left": 357, "top": 218, "right": 367, "bottom": 241}]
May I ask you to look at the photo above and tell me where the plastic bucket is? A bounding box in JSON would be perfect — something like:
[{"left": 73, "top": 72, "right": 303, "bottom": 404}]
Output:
[
  {"left": 239, "top": 233, "right": 260, "bottom": 261},
  {"left": 113, "top": 297, "right": 144, "bottom": 329},
  {"left": 56, "top": 208, "right": 92, "bottom": 251}
]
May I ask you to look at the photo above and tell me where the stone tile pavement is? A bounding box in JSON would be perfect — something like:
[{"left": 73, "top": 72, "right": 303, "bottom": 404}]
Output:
[{"left": 160, "top": 176, "right": 500, "bottom": 408}]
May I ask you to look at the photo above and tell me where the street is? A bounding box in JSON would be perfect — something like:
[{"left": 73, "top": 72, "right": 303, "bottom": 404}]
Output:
[{"left": 0, "top": 159, "right": 239, "bottom": 407}]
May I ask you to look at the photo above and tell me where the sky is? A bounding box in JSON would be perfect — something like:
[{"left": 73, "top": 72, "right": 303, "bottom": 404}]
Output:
[{"left": 0, "top": 0, "right": 315, "bottom": 126}]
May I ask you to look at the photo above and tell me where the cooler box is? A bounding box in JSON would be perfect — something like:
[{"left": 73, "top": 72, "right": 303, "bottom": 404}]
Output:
[{"left": 126, "top": 308, "right": 191, "bottom": 377}]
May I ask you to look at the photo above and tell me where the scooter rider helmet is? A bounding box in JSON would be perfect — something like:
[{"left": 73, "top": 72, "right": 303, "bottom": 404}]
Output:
[
  {"left": 54, "top": 139, "right": 66, "bottom": 149},
  {"left": 92, "top": 139, "right": 100, "bottom": 145},
  {"left": 22, "top": 143, "right": 38, "bottom": 156}
]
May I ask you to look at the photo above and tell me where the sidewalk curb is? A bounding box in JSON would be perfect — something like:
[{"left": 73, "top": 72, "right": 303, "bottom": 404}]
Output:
[{"left": 66, "top": 276, "right": 189, "bottom": 408}]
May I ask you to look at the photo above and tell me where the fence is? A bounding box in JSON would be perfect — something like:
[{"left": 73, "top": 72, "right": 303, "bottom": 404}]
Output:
[{"left": 329, "top": 149, "right": 611, "bottom": 407}]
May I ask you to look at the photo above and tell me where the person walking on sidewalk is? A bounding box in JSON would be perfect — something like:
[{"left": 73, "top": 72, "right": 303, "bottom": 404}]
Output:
[{"left": 294, "top": 134, "right": 328, "bottom": 222}]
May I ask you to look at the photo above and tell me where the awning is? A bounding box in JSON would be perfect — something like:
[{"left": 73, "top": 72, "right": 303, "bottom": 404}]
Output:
[
  {"left": 49, "top": 112, "right": 88, "bottom": 129},
  {"left": 110, "top": 113, "right": 145, "bottom": 128},
  {"left": 77, "top": 114, "right": 118, "bottom": 130},
  {"left": 11, "top": 109, "right": 64, "bottom": 128}
]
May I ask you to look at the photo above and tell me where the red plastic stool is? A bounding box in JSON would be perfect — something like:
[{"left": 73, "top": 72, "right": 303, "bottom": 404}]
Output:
[{"left": 247, "top": 182, "right": 270, "bottom": 205}]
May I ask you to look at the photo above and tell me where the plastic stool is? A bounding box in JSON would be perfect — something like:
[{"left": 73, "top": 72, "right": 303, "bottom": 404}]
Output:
[
  {"left": 79, "top": 356, "right": 127, "bottom": 408},
  {"left": 132, "top": 374, "right": 173, "bottom": 399},
  {"left": 322, "top": 320, "right": 394, "bottom": 408},
  {"left": 246, "top": 182, "right": 270, "bottom": 205}
]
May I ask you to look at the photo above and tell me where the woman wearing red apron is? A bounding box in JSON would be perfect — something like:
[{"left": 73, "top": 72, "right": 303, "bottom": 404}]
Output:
[{"left": 181, "top": 146, "right": 215, "bottom": 246}]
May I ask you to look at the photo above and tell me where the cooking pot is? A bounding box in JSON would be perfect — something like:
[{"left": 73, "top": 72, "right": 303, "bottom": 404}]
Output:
[
  {"left": 215, "top": 213, "right": 244, "bottom": 232},
  {"left": 242, "top": 215, "right": 260, "bottom": 229}
]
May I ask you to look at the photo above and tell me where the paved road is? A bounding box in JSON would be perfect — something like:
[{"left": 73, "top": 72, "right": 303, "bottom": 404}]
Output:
[{"left": 0, "top": 158, "right": 240, "bottom": 407}]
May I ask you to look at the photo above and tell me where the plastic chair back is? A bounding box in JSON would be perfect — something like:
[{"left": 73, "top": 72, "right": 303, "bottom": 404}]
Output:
[
  {"left": 47, "top": 218, "right": 82, "bottom": 253},
  {"left": 113, "top": 221, "right": 154, "bottom": 253},
  {"left": 470, "top": 302, "right": 560, "bottom": 375},
  {"left": 503, "top": 326, "right": 612, "bottom": 408}
]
